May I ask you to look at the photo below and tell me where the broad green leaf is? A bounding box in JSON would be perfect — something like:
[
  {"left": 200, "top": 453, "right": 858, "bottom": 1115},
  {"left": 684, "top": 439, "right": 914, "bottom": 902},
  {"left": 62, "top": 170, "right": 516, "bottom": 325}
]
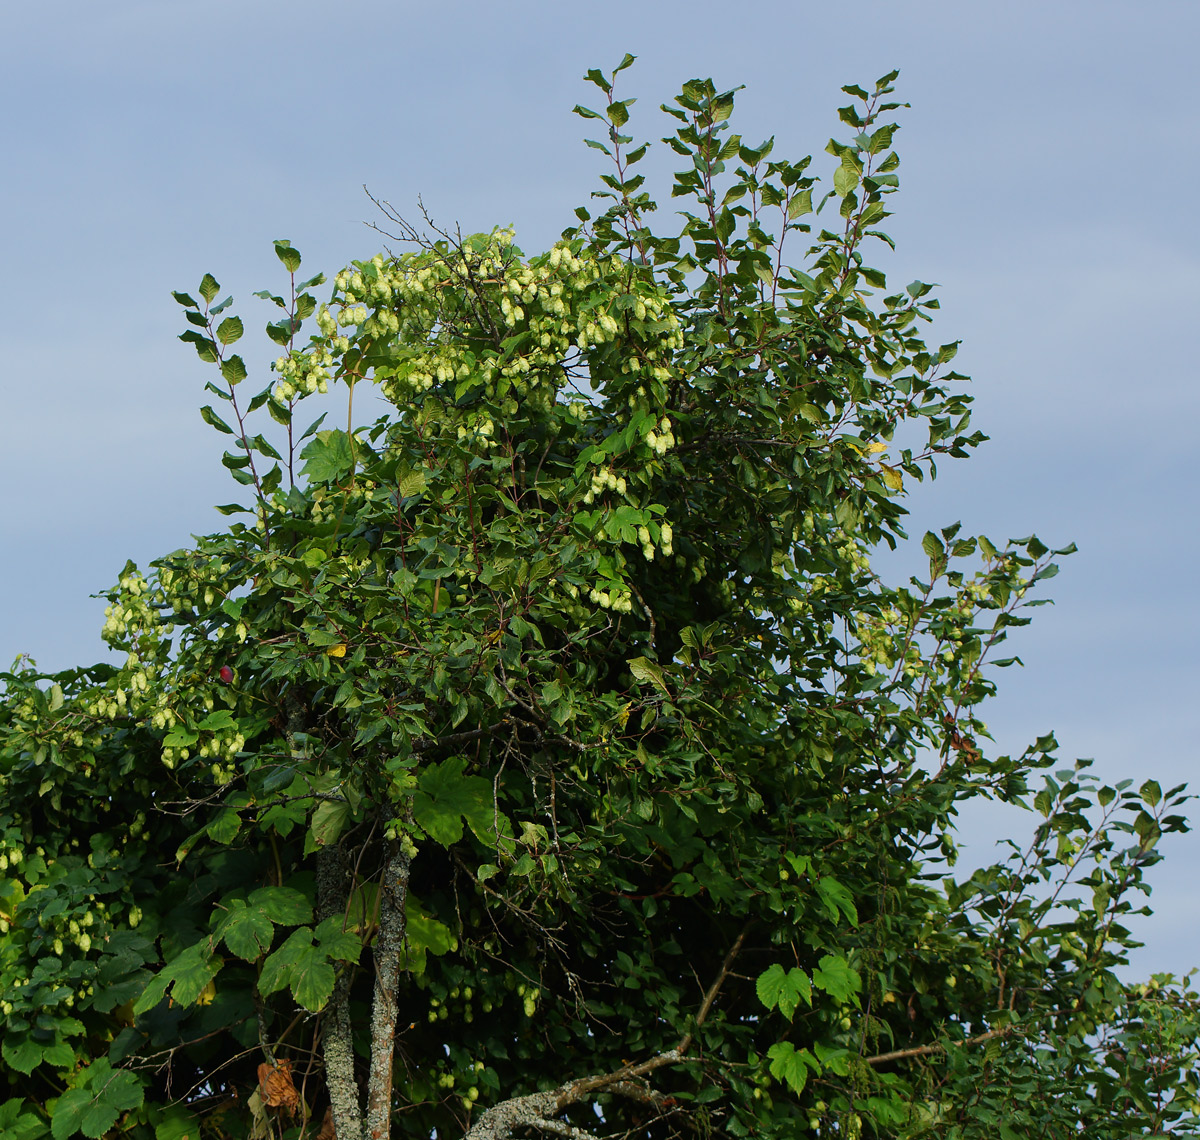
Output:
[
  {"left": 756, "top": 963, "right": 812, "bottom": 1019},
  {"left": 414, "top": 756, "right": 501, "bottom": 847},
  {"left": 314, "top": 917, "right": 362, "bottom": 964},
  {"left": 133, "top": 942, "right": 221, "bottom": 1014},
  {"left": 811, "top": 954, "right": 861, "bottom": 1004},
  {"left": 403, "top": 896, "right": 456, "bottom": 974},
  {"left": 1, "top": 1037, "right": 42, "bottom": 1076},
  {"left": 248, "top": 885, "right": 313, "bottom": 926},
  {"left": 220, "top": 355, "right": 247, "bottom": 385},
  {"left": 300, "top": 430, "right": 354, "bottom": 484},
  {"left": 766, "top": 1042, "right": 813, "bottom": 1095},
  {"left": 155, "top": 1109, "right": 200, "bottom": 1140},
  {"left": 216, "top": 316, "right": 244, "bottom": 345},
  {"left": 787, "top": 189, "right": 813, "bottom": 221},
  {"left": 833, "top": 162, "right": 859, "bottom": 197},
  {"left": 216, "top": 900, "right": 274, "bottom": 961},
  {"left": 311, "top": 798, "right": 350, "bottom": 847},
  {"left": 274, "top": 240, "right": 302, "bottom": 273},
  {"left": 628, "top": 656, "right": 667, "bottom": 694}
]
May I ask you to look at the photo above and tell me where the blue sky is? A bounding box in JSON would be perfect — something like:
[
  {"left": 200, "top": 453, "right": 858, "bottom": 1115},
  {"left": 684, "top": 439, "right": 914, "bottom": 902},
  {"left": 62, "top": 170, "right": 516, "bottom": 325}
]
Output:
[{"left": 2, "top": 1, "right": 1196, "bottom": 976}]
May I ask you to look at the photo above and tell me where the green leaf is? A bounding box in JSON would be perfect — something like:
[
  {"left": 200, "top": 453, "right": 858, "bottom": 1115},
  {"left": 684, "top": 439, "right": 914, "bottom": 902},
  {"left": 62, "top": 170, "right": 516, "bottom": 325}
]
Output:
[
  {"left": 155, "top": 1109, "right": 200, "bottom": 1140},
  {"left": 628, "top": 656, "right": 668, "bottom": 694},
  {"left": 274, "top": 240, "right": 302, "bottom": 274},
  {"left": 259, "top": 928, "right": 335, "bottom": 1011},
  {"left": 311, "top": 798, "right": 350, "bottom": 847},
  {"left": 200, "top": 405, "right": 234, "bottom": 435},
  {"left": 133, "top": 942, "right": 221, "bottom": 1014},
  {"left": 215, "top": 899, "right": 275, "bottom": 961},
  {"left": 756, "top": 963, "right": 812, "bottom": 1019},
  {"left": 198, "top": 274, "right": 220, "bottom": 304},
  {"left": 179, "top": 330, "right": 218, "bottom": 362},
  {"left": 2, "top": 1036, "right": 43, "bottom": 1076},
  {"left": 220, "top": 355, "right": 247, "bottom": 385},
  {"left": 51, "top": 1063, "right": 143, "bottom": 1140},
  {"left": 404, "top": 896, "right": 455, "bottom": 974},
  {"left": 414, "top": 756, "right": 500, "bottom": 847},
  {"left": 300, "top": 430, "right": 354, "bottom": 484},
  {"left": 786, "top": 189, "right": 813, "bottom": 221},
  {"left": 314, "top": 917, "right": 362, "bottom": 964},
  {"left": 833, "top": 162, "right": 859, "bottom": 197},
  {"left": 811, "top": 954, "right": 861, "bottom": 1004},
  {"left": 216, "top": 316, "right": 244, "bottom": 346},
  {"left": 248, "top": 885, "right": 313, "bottom": 925},
  {"left": 290, "top": 947, "right": 335, "bottom": 1012},
  {"left": 922, "top": 531, "right": 944, "bottom": 560},
  {"left": 1141, "top": 779, "right": 1162, "bottom": 807},
  {"left": 766, "top": 1042, "right": 812, "bottom": 1095},
  {"left": 397, "top": 464, "right": 427, "bottom": 498}
]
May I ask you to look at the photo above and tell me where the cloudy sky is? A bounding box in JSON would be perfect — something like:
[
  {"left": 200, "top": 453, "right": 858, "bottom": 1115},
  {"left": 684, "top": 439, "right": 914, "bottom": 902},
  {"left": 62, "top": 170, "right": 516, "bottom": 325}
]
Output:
[{"left": 2, "top": 1, "right": 1196, "bottom": 976}]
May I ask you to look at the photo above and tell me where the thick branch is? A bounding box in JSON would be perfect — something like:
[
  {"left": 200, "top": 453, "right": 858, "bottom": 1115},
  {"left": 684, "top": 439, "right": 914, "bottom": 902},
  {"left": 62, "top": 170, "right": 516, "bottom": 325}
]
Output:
[
  {"left": 365, "top": 840, "right": 412, "bottom": 1140},
  {"left": 317, "top": 844, "right": 364, "bottom": 1140},
  {"left": 464, "top": 929, "right": 748, "bottom": 1140}
]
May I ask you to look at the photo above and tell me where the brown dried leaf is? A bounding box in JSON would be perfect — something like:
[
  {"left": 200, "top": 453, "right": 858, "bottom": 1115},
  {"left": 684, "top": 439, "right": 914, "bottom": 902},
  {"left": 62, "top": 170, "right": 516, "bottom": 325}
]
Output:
[
  {"left": 257, "top": 1059, "right": 301, "bottom": 1114},
  {"left": 316, "top": 1106, "right": 336, "bottom": 1140}
]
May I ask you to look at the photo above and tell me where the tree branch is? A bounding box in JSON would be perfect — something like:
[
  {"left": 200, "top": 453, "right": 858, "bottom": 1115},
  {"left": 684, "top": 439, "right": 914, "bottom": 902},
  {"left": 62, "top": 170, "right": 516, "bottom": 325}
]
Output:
[
  {"left": 317, "top": 844, "right": 364, "bottom": 1140},
  {"left": 366, "top": 839, "right": 413, "bottom": 1140},
  {"left": 463, "top": 928, "right": 748, "bottom": 1140},
  {"left": 864, "top": 1025, "right": 1014, "bottom": 1066}
]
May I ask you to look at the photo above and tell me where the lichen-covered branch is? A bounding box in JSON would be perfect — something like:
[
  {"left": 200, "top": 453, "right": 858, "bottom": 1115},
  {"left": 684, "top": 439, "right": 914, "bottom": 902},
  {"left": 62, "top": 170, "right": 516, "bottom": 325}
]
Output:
[
  {"left": 317, "top": 843, "right": 364, "bottom": 1140},
  {"left": 463, "top": 930, "right": 748, "bottom": 1140},
  {"left": 365, "top": 840, "right": 412, "bottom": 1140}
]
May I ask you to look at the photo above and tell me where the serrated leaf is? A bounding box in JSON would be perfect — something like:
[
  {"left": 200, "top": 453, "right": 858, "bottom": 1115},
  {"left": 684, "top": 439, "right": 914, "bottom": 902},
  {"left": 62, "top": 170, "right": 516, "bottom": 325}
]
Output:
[
  {"left": 216, "top": 316, "right": 244, "bottom": 345},
  {"left": 414, "top": 756, "right": 500, "bottom": 847},
  {"left": 198, "top": 274, "right": 220, "bottom": 304},
  {"left": 216, "top": 900, "right": 274, "bottom": 961},
  {"left": 248, "top": 886, "right": 313, "bottom": 926},
  {"left": 811, "top": 954, "right": 861, "bottom": 1003},
  {"left": 290, "top": 950, "right": 335, "bottom": 1013},
  {"left": 833, "top": 162, "right": 859, "bottom": 197},
  {"left": 220, "top": 356, "right": 247, "bottom": 385},
  {"left": 756, "top": 963, "right": 812, "bottom": 1019},
  {"left": 311, "top": 799, "right": 349, "bottom": 847},
  {"left": 766, "top": 1042, "right": 811, "bottom": 1095},
  {"left": 403, "top": 896, "right": 455, "bottom": 974},
  {"left": 300, "top": 430, "right": 353, "bottom": 484},
  {"left": 133, "top": 942, "right": 221, "bottom": 1014},
  {"left": 397, "top": 464, "right": 427, "bottom": 498},
  {"left": 314, "top": 917, "right": 362, "bottom": 964},
  {"left": 2, "top": 1036, "right": 42, "bottom": 1076}
]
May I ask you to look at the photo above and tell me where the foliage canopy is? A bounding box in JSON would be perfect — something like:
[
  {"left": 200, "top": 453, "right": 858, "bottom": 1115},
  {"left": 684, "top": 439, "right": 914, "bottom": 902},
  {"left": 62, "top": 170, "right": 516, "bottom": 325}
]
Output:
[{"left": 2, "top": 60, "right": 1198, "bottom": 1140}]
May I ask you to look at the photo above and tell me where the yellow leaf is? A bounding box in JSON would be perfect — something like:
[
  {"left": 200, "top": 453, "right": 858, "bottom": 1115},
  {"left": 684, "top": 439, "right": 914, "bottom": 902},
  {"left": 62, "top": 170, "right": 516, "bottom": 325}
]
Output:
[
  {"left": 866, "top": 441, "right": 888, "bottom": 455},
  {"left": 197, "top": 979, "right": 218, "bottom": 1006},
  {"left": 880, "top": 465, "right": 903, "bottom": 492},
  {"left": 326, "top": 643, "right": 347, "bottom": 658}
]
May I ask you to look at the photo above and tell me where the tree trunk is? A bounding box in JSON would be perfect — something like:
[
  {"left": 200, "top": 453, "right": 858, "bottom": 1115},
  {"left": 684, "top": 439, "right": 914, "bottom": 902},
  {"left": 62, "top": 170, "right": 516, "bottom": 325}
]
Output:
[
  {"left": 317, "top": 842, "right": 365, "bottom": 1140},
  {"left": 365, "top": 841, "right": 412, "bottom": 1139}
]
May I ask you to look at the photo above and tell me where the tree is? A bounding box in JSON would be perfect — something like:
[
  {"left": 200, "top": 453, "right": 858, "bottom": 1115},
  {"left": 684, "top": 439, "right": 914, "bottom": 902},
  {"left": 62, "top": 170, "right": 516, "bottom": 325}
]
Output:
[{"left": 1, "top": 59, "right": 1197, "bottom": 1140}]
